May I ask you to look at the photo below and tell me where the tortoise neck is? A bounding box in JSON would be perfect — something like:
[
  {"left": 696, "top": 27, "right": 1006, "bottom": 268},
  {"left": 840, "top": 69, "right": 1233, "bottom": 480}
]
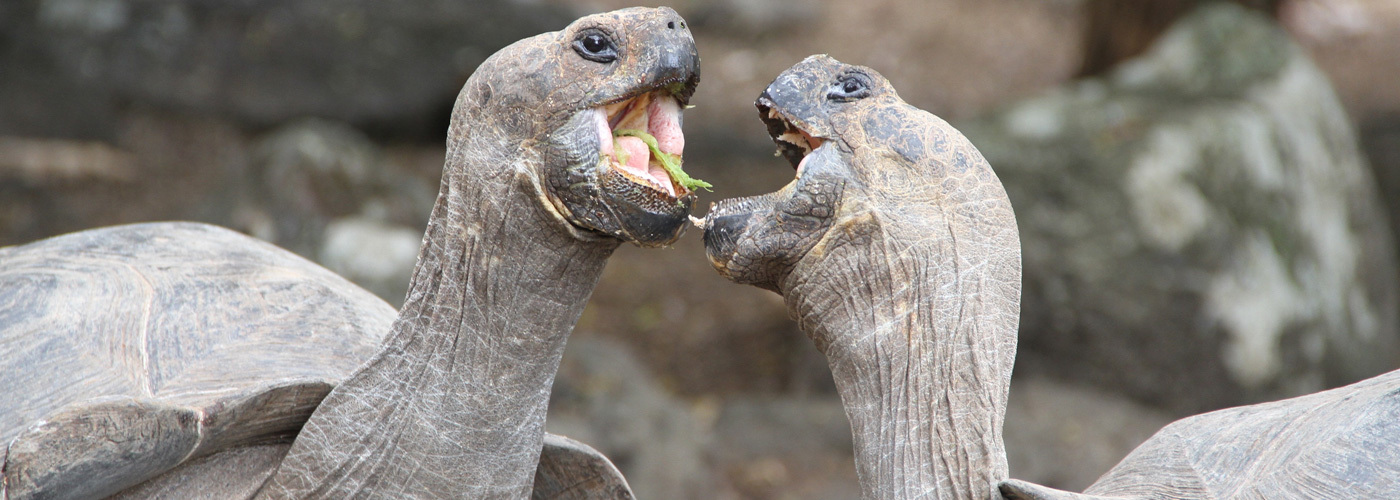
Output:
[
  {"left": 260, "top": 152, "right": 617, "bottom": 498},
  {"left": 787, "top": 195, "right": 1020, "bottom": 500}
]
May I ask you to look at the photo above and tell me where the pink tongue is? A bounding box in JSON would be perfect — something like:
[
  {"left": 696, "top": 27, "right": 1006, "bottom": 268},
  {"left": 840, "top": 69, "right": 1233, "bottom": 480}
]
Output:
[
  {"left": 617, "top": 136, "right": 652, "bottom": 177},
  {"left": 647, "top": 97, "right": 684, "bottom": 156},
  {"left": 615, "top": 136, "right": 676, "bottom": 197}
]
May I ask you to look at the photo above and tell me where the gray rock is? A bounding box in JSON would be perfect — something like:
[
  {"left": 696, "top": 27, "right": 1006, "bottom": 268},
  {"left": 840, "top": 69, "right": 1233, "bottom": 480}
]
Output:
[
  {"left": 242, "top": 119, "right": 431, "bottom": 252},
  {"left": 1360, "top": 116, "right": 1400, "bottom": 294},
  {"left": 688, "top": 0, "right": 819, "bottom": 37},
  {"left": 958, "top": 4, "right": 1400, "bottom": 413},
  {"left": 709, "top": 395, "right": 861, "bottom": 500},
  {"left": 0, "top": 137, "right": 135, "bottom": 184},
  {"left": 0, "top": 0, "right": 575, "bottom": 138},
  {"left": 319, "top": 216, "right": 421, "bottom": 306},
  {"left": 711, "top": 397, "right": 852, "bottom": 464},
  {"left": 251, "top": 119, "right": 384, "bottom": 253}
]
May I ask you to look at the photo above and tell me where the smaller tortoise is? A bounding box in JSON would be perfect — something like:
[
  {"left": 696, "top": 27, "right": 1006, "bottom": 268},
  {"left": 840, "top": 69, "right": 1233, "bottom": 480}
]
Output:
[
  {"left": 0, "top": 222, "right": 626, "bottom": 499},
  {"left": 702, "top": 54, "right": 1400, "bottom": 500},
  {"left": 702, "top": 54, "right": 1020, "bottom": 500}
]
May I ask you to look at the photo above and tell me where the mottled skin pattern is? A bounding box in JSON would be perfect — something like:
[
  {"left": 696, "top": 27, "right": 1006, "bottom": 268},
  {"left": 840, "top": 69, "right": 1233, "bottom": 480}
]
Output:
[
  {"left": 0, "top": 7, "right": 695, "bottom": 500},
  {"left": 1000, "top": 371, "right": 1400, "bottom": 499},
  {"left": 703, "top": 55, "right": 1021, "bottom": 500},
  {"left": 261, "top": 7, "right": 697, "bottom": 498}
]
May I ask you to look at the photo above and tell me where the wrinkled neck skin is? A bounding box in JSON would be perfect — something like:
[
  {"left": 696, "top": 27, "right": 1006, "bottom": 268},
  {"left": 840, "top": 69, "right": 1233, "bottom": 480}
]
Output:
[
  {"left": 785, "top": 153, "right": 1021, "bottom": 500},
  {"left": 258, "top": 99, "right": 617, "bottom": 499}
]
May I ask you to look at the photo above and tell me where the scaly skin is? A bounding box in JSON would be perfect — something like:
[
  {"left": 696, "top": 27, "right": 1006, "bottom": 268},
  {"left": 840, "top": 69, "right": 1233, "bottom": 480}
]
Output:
[
  {"left": 703, "top": 55, "right": 1021, "bottom": 500},
  {"left": 707, "top": 55, "right": 1400, "bottom": 500},
  {"left": 260, "top": 7, "right": 698, "bottom": 498}
]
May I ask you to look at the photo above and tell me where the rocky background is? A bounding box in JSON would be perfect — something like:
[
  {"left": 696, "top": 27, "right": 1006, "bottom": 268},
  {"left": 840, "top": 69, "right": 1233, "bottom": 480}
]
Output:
[{"left": 3, "top": 0, "right": 1399, "bottom": 498}]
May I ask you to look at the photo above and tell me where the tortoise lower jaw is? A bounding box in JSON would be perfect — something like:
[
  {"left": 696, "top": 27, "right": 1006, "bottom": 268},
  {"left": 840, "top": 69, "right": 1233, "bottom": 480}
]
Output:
[
  {"left": 554, "top": 167, "right": 693, "bottom": 247},
  {"left": 701, "top": 211, "right": 750, "bottom": 276},
  {"left": 700, "top": 192, "right": 778, "bottom": 277},
  {"left": 612, "top": 189, "right": 695, "bottom": 247}
]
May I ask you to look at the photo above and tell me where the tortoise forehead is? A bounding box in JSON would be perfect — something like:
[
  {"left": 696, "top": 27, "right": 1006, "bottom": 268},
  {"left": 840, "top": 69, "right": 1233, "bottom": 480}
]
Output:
[
  {"left": 759, "top": 54, "right": 892, "bottom": 138},
  {"left": 464, "top": 6, "right": 697, "bottom": 124},
  {"left": 568, "top": 5, "right": 674, "bottom": 31}
]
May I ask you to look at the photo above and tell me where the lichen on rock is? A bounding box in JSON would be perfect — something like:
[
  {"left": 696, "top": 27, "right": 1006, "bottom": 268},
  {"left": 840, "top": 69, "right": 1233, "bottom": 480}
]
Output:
[{"left": 959, "top": 3, "right": 1399, "bottom": 413}]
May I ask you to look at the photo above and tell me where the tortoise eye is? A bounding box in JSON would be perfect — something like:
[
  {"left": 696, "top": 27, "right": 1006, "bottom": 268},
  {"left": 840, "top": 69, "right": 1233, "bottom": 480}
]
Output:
[
  {"left": 828, "top": 73, "right": 872, "bottom": 102},
  {"left": 574, "top": 31, "right": 617, "bottom": 63}
]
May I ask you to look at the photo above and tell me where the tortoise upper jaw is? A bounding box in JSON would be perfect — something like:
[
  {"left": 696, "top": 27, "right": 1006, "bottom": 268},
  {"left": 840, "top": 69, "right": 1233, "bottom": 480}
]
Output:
[{"left": 757, "top": 98, "right": 828, "bottom": 173}]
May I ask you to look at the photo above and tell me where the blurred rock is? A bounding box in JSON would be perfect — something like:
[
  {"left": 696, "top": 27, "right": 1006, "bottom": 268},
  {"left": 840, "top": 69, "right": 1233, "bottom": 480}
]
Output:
[
  {"left": 1361, "top": 116, "right": 1400, "bottom": 273},
  {"left": 712, "top": 397, "right": 851, "bottom": 464},
  {"left": 1076, "top": 0, "right": 1283, "bottom": 77},
  {"left": 0, "top": 113, "right": 250, "bottom": 247},
  {"left": 0, "top": 137, "right": 135, "bottom": 184},
  {"left": 0, "top": 0, "right": 575, "bottom": 139},
  {"left": 319, "top": 216, "right": 421, "bottom": 305},
  {"left": 259, "top": 120, "right": 381, "bottom": 212},
  {"left": 239, "top": 119, "right": 433, "bottom": 304},
  {"left": 960, "top": 3, "right": 1400, "bottom": 413},
  {"left": 579, "top": 235, "right": 834, "bottom": 398},
  {"left": 251, "top": 118, "right": 383, "bottom": 255},
  {"left": 687, "top": 0, "right": 820, "bottom": 37},
  {"left": 547, "top": 337, "right": 714, "bottom": 500}
]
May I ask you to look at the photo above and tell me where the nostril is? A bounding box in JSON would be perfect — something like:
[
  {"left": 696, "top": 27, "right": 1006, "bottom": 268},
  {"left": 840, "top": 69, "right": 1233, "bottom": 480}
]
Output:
[{"left": 667, "top": 21, "right": 675, "bottom": 29}]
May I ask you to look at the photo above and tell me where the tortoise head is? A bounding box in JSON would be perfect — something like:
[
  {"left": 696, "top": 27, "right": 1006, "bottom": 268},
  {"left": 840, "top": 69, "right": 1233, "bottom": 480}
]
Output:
[
  {"left": 702, "top": 55, "right": 921, "bottom": 291},
  {"left": 701, "top": 54, "right": 1023, "bottom": 500},
  {"left": 702, "top": 54, "right": 1019, "bottom": 296},
  {"left": 452, "top": 7, "right": 701, "bottom": 247}
]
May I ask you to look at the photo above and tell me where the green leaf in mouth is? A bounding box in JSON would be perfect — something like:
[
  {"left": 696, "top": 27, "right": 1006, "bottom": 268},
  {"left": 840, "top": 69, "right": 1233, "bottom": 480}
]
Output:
[{"left": 613, "top": 129, "right": 713, "bottom": 192}]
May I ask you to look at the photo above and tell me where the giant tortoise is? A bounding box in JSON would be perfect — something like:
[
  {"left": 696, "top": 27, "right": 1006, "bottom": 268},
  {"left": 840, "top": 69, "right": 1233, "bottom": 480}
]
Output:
[
  {"left": 701, "top": 54, "right": 1400, "bottom": 500},
  {"left": 3, "top": 6, "right": 702, "bottom": 499}
]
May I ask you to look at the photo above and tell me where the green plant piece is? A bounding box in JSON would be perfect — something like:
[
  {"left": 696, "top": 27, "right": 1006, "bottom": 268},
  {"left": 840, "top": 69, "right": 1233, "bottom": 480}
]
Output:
[{"left": 613, "top": 129, "right": 713, "bottom": 192}]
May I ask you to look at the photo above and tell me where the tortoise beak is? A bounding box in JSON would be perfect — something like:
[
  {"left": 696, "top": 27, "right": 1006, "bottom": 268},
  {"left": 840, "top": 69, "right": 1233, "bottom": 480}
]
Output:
[{"left": 648, "top": 7, "right": 700, "bottom": 105}]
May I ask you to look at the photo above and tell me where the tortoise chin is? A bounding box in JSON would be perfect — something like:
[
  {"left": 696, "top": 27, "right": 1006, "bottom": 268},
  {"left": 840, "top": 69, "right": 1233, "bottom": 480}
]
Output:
[
  {"left": 600, "top": 186, "right": 694, "bottom": 246},
  {"left": 701, "top": 194, "right": 767, "bottom": 280}
]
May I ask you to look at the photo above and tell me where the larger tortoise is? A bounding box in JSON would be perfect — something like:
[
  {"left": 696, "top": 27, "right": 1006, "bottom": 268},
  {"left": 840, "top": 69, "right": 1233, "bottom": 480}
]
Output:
[
  {"left": 3, "top": 6, "right": 701, "bottom": 499},
  {"left": 0, "top": 223, "right": 628, "bottom": 499}
]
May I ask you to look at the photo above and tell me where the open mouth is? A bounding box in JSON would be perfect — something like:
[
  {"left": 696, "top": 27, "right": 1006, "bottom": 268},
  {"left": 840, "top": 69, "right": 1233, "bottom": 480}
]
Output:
[
  {"left": 757, "top": 100, "right": 825, "bottom": 175},
  {"left": 693, "top": 101, "right": 829, "bottom": 230},
  {"left": 593, "top": 91, "right": 709, "bottom": 199}
]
